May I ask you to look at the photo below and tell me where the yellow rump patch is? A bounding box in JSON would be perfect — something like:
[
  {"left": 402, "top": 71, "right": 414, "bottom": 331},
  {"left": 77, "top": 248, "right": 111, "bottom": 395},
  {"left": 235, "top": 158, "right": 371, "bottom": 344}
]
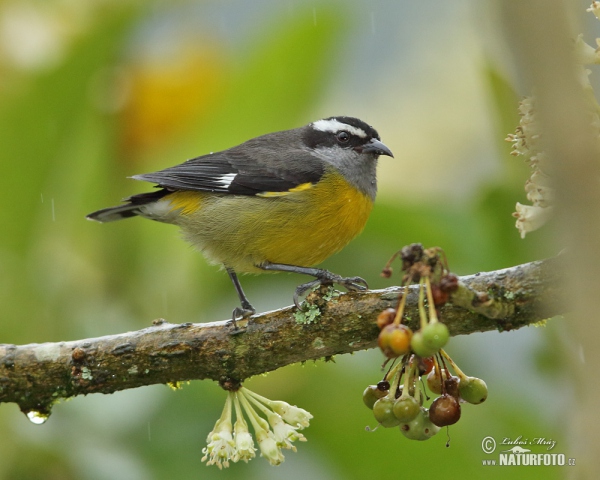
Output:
[
  {"left": 256, "top": 182, "right": 314, "bottom": 198},
  {"left": 166, "top": 191, "right": 203, "bottom": 215}
]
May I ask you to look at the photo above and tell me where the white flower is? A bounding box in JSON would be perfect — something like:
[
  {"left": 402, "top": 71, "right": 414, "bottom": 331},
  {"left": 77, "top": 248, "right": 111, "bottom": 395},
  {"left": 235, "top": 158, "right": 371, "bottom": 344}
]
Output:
[
  {"left": 242, "top": 389, "right": 313, "bottom": 429},
  {"left": 201, "top": 394, "right": 236, "bottom": 469},
  {"left": 237, "top": 390, "right": 286, "bottom": 465},
  {"left": 255, "top": 429, "right": 285, "bottom": 466},
  {"left": 508, "top": 3, "right": 600, "bottom": 239},
  {"left": 513, "top": 203, "right": 554, "bottom": 239},
  {"left": 266, "top": 411, "right": 307, "bottom": 451},
  {"left": 574, "top": 34, "right": 600, "bottom": 65},
  {"left": 234, "top": 427, "right": 255, "bottom": 462},
  {"left": 202, "top": 386, "right": 312, "bottom": 467},
  {"left": 587, "top": 1, "right": 600, "bottom": 20},
  {"left": 232, "top": 393, "right": 256, "bottom": 463},
  {"left": 525, "top": 169, "right": 553, "bottom": 207}
]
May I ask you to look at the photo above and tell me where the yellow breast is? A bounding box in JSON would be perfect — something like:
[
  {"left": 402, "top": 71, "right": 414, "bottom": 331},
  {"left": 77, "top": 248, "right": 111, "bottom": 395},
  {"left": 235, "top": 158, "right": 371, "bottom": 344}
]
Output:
[
  {"left": 255, "top": 173, "right": 373, "bottom": 267},
  {"left": 163, "top": 172, "right": 374, "bottom": 273}
]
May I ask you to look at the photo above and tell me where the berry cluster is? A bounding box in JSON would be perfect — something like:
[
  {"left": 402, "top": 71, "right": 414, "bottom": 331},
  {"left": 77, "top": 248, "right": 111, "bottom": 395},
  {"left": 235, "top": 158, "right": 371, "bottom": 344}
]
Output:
[{"left": 364, "top": 244, "right": 488, "bottom": 441}]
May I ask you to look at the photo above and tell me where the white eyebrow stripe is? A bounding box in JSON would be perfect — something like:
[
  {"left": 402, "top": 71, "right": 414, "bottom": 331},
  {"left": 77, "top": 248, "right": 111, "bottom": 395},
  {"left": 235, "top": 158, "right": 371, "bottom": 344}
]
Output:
[
  {"left": 312, "top": 119, "right": 367, "bottom": 138},
  {"left": 217, "top": 173, "right": 237, "bottom": 186}
]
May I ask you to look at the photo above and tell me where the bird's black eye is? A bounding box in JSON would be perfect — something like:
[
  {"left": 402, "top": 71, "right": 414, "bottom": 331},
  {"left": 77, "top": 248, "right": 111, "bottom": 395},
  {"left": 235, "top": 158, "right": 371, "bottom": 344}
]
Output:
[{"left": 336, "top": 131, "right": 350, "bottom": 143}]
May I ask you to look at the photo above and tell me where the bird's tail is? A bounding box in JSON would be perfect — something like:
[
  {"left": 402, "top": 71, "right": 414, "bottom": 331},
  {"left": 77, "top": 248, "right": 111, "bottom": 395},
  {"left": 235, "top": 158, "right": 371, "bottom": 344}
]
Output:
[{"left": 86, "top": 190, "right": 168, "bottom": 223}]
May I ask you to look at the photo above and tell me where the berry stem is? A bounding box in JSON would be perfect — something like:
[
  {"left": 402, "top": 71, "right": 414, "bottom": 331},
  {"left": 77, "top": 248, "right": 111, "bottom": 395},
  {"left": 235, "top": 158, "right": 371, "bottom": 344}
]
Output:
[
  {"left": 425, "top": 277, "right": 439, "bottom": 324},
  {"left": 418, "top": 279, "right": 428, "bottom": 330},
  {"left": 431, "top": 354, "right": 444, "bottom": 394},
  {"left": 400, "top": 356, "right": 415, "bottom": 399},
  {"left": 438, "top": 353, "right": 450, "bottom": 395},
  {"left": 384, "top": 358, "right": 404, "bottom": 384},
  {"left": 393, "top": 286, "right": 409, "bottom": 325},
  {"left": 388, "top": 361, "right": 404, "bottom": 398},
  {"left": 411, "top": 359, "right": 422, "bottom": 402},
  {"left": 439, "top": 349, "right": 467, "bottom": 381}
]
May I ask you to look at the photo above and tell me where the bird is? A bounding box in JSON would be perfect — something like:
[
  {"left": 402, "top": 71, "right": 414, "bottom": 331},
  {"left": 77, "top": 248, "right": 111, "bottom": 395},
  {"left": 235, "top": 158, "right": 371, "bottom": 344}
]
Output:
[{"left": 87, "top": 116, "right": 393, "bottom": 322}]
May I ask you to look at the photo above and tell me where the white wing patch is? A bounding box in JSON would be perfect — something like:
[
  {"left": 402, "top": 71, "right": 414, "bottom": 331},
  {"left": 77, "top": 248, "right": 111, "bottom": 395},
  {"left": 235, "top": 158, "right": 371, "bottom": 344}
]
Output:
[
  {"left": 216, "top": 173, "right": 237, "bottom": 187},
  {"left": 312, "top": 119, "right": 367, "bottom": 138}
]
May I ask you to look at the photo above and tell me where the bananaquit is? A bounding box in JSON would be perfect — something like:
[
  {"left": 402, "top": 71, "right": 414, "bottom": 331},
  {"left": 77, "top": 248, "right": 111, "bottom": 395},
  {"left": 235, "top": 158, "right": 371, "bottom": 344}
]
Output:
[{"left": 87, "top": 116, "right": 393, "bottom": 320}]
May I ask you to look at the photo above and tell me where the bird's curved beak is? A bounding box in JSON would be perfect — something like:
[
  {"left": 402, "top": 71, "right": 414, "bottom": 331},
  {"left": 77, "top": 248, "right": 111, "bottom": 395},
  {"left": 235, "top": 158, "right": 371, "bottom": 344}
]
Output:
[{"left": 361, "top": 138, "right": 394, "bottom": 158}]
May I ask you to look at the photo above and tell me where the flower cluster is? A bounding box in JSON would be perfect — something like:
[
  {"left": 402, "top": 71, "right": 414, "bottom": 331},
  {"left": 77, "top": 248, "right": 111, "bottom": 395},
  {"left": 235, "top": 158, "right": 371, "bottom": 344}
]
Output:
[
  {"left": 506, "top": 97, "right": 554, "bottom": 239},
  {"left": 367, "top": 244, "right": 487, "bottom": 441},
  {"left": 201, "top": 386, "right": 312, "bottom": 468},
  {"left": 507, "top": 2, "right": 600, "bottom": 238}
]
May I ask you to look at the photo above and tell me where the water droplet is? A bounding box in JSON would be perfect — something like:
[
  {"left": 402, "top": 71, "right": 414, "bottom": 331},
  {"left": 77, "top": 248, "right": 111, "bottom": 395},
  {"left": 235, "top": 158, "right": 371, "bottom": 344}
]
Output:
[{"left": 26, "top": 410, "right": 50, "bottom": 425}]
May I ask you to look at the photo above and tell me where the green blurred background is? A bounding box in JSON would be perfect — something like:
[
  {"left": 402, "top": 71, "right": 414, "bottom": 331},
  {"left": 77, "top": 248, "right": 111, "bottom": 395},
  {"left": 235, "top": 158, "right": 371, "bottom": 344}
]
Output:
[{"left": 0, "top": 1, "right": 579, "bottom": 479}]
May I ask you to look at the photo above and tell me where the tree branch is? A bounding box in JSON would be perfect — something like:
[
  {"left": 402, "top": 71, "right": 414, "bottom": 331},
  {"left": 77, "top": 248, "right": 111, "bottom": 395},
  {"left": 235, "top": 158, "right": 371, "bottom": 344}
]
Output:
[{"left": 0, "top": 257, "right": 563, "bottom": 417}]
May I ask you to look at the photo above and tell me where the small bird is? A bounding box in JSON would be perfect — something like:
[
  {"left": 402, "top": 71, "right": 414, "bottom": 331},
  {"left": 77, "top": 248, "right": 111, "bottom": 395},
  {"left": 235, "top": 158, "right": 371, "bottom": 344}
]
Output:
[{"left": 87, "top": 116, "right": 393, "bottom": 321}]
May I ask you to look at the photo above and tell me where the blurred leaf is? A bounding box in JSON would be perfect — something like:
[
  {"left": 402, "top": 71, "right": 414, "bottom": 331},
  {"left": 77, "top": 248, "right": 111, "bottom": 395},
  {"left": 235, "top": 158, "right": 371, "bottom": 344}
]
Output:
[
  {"left": 178, "top": 7, "right": 347, "bottom": 153},
  {"left": 0, "top": 8, "right": 136, "bottom": 254},
  {"left": 483, "top": 64, "right": 520, "bottom": 161}
]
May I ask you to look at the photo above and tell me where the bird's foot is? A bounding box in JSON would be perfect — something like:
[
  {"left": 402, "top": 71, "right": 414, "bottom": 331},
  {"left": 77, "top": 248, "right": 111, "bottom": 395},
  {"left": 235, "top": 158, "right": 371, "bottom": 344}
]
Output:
[
  {"left": 293, "top": 273, "right": 368, "bottom": 309},
  {"left": 229, "top": 305, "right": 256, "bottom": 333}
]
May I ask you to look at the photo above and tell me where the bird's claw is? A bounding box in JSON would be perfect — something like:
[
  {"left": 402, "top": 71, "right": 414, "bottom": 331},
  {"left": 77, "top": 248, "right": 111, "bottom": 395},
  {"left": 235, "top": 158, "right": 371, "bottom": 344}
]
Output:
[
  {"left": 230, "top": 306, "right": 256, "bottom": 332},
  {"left": 293, "top": 279, "right": 322, "bottom": 309},
  {"left": 293, "top": 275, "right": 369, "bottom": 309},
  {"left": 339, "top": 276, "right": 369, "bottom": 292}
]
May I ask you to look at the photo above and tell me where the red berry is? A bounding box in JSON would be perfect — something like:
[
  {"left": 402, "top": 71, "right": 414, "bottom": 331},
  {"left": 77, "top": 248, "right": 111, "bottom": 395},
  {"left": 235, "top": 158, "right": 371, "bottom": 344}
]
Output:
[
  {"left": 418, "top": 357, "right": 435, "bottom": 376},
  {"left": 444, "top": 375, "right": 460, "bottom": 399},
  {"left": 430, "top": 284, "right": 449, "bottom": 306},
  {"left": 376, "top": 308, "right": 396, "bottom": 329},
  {"left": 381, "top": 266, "right": 393, "bottom": 278},
  {"left": 427, "top": 367, "right": 447, "bottom": 395},
  {"left": 429, "top": 394, "right": 461, "bottom": 427},
  {"left": 439, "top": 274, "right": 459, "bottom": 293}
]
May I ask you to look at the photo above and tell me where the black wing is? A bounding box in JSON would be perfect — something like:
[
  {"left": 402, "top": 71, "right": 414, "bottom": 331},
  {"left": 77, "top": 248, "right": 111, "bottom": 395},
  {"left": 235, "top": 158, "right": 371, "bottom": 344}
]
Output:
[{"left": 132, "top": 130, "right": 325, "bottom": 196}]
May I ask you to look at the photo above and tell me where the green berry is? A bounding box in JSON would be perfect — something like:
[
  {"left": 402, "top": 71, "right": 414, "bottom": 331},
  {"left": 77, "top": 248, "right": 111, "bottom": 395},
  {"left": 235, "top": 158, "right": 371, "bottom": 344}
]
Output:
[
  {"left": 410, "top": 330, "right": 437, "bottom": 358},
  {"left": 421, "top": 322, "right": 449, "bottom": 351},
  {"left": 399, "top": 408, "right": 441, "bottom": 441},
  {"left": 393, "top": 396, "right": 420, "bottom": 423},
  {"left": 429, "top": 394, "right": 461, "bottom": 427},
  {"left": 459, "top": 376, "right": 488, "bottom": 404},
  {"left": 363, "top": 384, "right": 388, "bottom": 410},
  {"left": 373, "top": 397, "right": 401, "bottom": 428}
]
